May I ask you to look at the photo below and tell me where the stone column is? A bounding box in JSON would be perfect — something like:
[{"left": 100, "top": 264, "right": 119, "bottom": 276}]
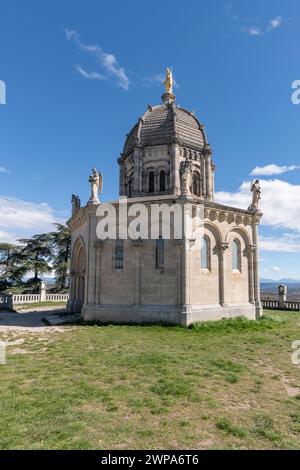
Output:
[
  {"left": 155, "top": 170, "right": 159, "bottom": 194},
  {"left": 202, "top": 156, "right": 206, "bottom": 199},
  {"left": 133, "top": 148, "right": 141, "bottom": 196},
  {"left": 248, "top": 245, "right": 256, "bottom": 304},
  {"left": 86, "top": 206, "right": 97, "bottom": 306},
  {"left": 181, "top": 204, "right": 194, "bottom": 325},
  {"left": 139, "top": 149, "right": 143, "bottom": 193},
  {"left": 205, "top": 155, "right": 211, "bottom": 200},
  {"left": 67, "top": 271, "right": 75, "bottom": 312},
  {"left": 211, "top": 162, "right": 215, "bottom": 202},
  {"left": 218, "top": 242, "right": 229, "bottom": 307},
  {"left": 94, "top": 241, "right": 104, "bottom": 305},
  {"left": 175, "top": 240, "right": 183, "bottom": 305},
  {"left": 7, "top": 293, "right": 13, "bottom": 310},
  {"left": 251, "top": 214, "right": 263, "bottom": 318},
  {"left": 278, "top": 285, "right": 287, "bottom": 308},
  {"left": 172, "top": 144, "right": 180, "bottom": 196},
  {"left": 40, "top": 281, "right": 47, "bottom": 302},
  {"left": 131, "top": 239, "right": 143, "bottom": 305},
  {"left": 118, "top": 157, "right": 125, "bottom": 196}
]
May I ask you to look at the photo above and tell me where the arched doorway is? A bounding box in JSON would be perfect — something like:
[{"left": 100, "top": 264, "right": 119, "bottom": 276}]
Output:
[{"left": 70, "top": 238, "right": 86, "bottom": 313}]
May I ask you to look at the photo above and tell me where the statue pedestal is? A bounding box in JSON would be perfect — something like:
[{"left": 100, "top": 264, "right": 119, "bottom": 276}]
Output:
[
  {"left": 178, "top": 193, "right": 193, "bottom": 201},
  {"left": 161, "top": 92, "right": 175, "bottom": 104},
  {"left": 87, "top": 197, "right": 100, "bottom": 205}
]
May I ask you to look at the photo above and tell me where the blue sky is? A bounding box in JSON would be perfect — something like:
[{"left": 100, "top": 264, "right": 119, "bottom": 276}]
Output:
[{"left": 0, "top": 0, "right": 300, "bottom": 280}]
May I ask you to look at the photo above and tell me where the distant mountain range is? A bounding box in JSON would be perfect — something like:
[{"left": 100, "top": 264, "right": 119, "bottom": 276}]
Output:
[
  {"left": 260, "top": 278, "right": 300, "bottom": 285},
  {"left": 261, "top": 279, "right": 300, "bottom": 301}
]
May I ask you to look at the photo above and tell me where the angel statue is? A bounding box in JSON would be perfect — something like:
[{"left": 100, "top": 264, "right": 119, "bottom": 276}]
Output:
[
  {"left": 164, "top": 67, "right": 173, "bottom": 94},
  {"left": 71, "top": 194, "right": 81, "bottom": 215},
  {"left": 248, "top": 179, "right": 261, "bottom": 212},
  {"left": 179, "top": 159, "right": 192, "bottom": 196},
  {"left": 88, "top": 168, "right": 103, "bottom": 205}
]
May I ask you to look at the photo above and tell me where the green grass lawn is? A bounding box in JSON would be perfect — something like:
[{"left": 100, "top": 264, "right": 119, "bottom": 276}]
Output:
[
  {"left": 16, "top": 301, "right": 67, "bottom": 310},
  {"left": 1, "top": 311, "right": 300, "bottom": 449}
]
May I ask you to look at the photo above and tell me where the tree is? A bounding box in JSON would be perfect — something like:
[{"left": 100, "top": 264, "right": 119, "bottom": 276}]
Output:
[
  {"left": 18, "top": 234, "right": 52, "bottom": 290},
  {"left": 0, "top": 243, "right": 24, "bottom": 290},
  {"left": 48, "top": 224, "right": 71, "bottom": 291}
]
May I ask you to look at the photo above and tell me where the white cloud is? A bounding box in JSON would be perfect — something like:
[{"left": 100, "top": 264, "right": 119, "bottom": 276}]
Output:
[
  {"left": 76, "top": 65, "right": 106, "bottom": 81},
  {"left": 143, "top": 73, "right": 179, "bottom": 89},
  {"left": 247, "top": 27, "right": 262, "bottom": 36},
  {"left": 0, "top": 166, "right": 10, "bottom": 174},
  {"left": 273, "top": 266, "right": 281, "bottom": 272},
  {"left": 269, "top": 16, "right": 283, "bottom": 29},
  {"left": 250, "top": 164, "right": 299, "bottom": 176},
  {"left": 216, "top": 179, "right": 300, "bottom": 253},
  {"left": 242, "top": 15, "right": 285, "bottom": 36},
  {"left": 63, "top": 27, "right": 130, "bottom": 90},
  {"left": 224, "top": 2, "right": 233, "bottom": 16},
  {"left": 0, "top": 230, "right": 17, "bottom": 243},
  {"left": 0, "top": 196, "right": 66, "bottom": 243},
  {"left": 259, "top": 234, "right": 300, "bottom": 253}
]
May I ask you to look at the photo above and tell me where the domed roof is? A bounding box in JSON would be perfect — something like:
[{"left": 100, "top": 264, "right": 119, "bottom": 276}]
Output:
[{"left": 123, "top": 102, "right": 207, "bottom": 156}]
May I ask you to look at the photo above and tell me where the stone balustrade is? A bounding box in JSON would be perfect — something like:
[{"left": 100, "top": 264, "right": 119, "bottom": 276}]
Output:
[
  {"left": 261, "top": 299, "right": 300, "bottom": 311},
  {"left": 0, "top": 292, "right": 69, "bottom": 309}
]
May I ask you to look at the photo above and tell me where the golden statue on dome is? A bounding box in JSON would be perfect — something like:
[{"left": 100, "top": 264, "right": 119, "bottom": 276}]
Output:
[
  {"left": 162, "top": 67, "right": 175, "bottom": 104},
  {"left": 164, "top": 67, "right": 173, "bottom": 94}
]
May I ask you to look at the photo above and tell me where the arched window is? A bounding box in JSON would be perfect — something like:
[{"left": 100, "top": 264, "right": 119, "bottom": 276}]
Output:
[
  {"left": 115, "top": 239, "right": 124, "bottom": 270},
  {"left": 155, "top": 237, "right": 164, "bottom": 269},
  {"left": 232, "top": 239, "right": 241, "bottom": 271},
  {"left": 193, "top": 172, "right": 201, "bottom": 196},
  {"left": 201, "top": 236, "right": 210, "bottom": 269},
  {"left": 159, "top": 170, "right": 166, "bottom": 192},
  {"left": 149, "top": 171, "right": 155, "bottom": 193}
]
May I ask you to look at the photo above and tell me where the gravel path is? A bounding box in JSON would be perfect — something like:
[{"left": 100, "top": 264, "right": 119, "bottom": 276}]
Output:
[{"left": 0, "top": 308, "right": 68, "bottom": 333}]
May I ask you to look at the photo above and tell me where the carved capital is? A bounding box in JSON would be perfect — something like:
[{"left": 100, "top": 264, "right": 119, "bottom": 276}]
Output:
[
  {"left": 131, "top": 238, "right": 143, "bottom": 249},
  {"left": 188, "top": 238, "right": 196, "bottom": 248},
  {"left": 252, "top": 212, "right": 263, "bottom": 225},
  {"left": 94, "top": 240, "right": 105, "bottom": 250},
  {"left": 174, "top": 239, "right": 184, "bottom": 249},
  {"left": 218, "top": 242, "right": 229, "bottom": 252}
]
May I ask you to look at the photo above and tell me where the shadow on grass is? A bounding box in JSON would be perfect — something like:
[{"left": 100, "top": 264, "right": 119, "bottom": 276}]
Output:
[{"left": 76, "top": 315, "right": 284, "bottom": 334}]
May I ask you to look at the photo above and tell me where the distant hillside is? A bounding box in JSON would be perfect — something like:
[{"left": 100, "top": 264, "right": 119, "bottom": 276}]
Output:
[{"left": 261, "top": 281, "right": 300, "bottom": 301}]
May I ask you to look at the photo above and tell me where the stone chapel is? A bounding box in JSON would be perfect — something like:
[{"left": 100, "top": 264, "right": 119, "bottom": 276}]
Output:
[{"left": 67, "top": 70, "right": 262, "bottom": 325}]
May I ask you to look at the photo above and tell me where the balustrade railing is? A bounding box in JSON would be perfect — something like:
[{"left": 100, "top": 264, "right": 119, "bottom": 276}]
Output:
[{"left": 0, "top": 293, "right": 69, "bottom": 309}]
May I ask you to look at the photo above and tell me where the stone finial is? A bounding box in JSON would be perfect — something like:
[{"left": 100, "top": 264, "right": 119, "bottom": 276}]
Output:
[
  {"left": 278, "top": 284, "right": 287, "bottom": 307},
  {"left": 248, "top": 179, "right": 261, "bottom": 212},
  {"left": 71, "top": 194, "right": 81, "bottom": 216}
]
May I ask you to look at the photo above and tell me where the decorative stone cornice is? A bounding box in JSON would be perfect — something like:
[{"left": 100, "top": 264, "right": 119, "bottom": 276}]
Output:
[
  {"left": 67, "top": 207, "right": 89, "bottom": 231},
  {"left": 204, "top": 207, "right": 252, "bottom": 227}
]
